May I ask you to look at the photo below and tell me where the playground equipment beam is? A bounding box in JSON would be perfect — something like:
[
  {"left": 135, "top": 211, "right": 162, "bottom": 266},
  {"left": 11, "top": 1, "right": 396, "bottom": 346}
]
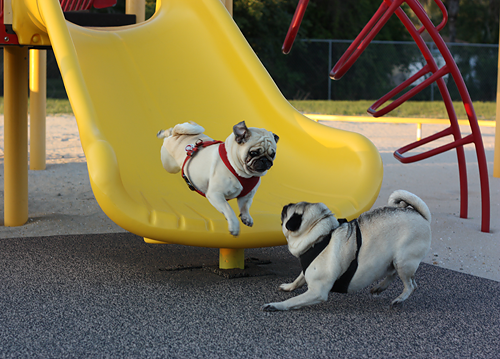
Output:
[
  {"left": 29, "top": 49, "right": 47, "bottom": 171},
  {"left": 126, "top": 0, "right": 145, "bottom": 23},
  {"left": 217, "top": 0, "right": 244, "bottom": 269},
  {"left": 4, "top": 46, "right": 29, "bottom": 226},
  {"left": 494, "top": 17, "right": 500, "bottom": 178}
]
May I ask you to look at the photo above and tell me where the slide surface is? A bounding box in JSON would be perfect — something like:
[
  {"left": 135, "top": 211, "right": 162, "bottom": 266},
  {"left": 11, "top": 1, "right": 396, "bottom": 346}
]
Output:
[{"left": 36, "top": 0, "right": 383, "bottom": 248}]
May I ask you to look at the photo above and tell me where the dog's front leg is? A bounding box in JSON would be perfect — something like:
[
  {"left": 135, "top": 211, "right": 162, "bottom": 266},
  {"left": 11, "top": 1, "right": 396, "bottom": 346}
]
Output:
[
  {"left": 279, "top": 272, "right": 306, "bottom": 292},
  {"left": 206, "top": 192, "right": 240, "bottom": 236},
  {"left": 237, "top": 185, "right": 258, "bottom": 227},
  {"left": 262, "top": 282, "right": 330, "bottom": 311}
]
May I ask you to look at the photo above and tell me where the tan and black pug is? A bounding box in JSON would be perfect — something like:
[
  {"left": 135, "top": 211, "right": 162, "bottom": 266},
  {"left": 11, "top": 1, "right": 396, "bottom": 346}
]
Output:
[
  {"left": 262, "top": 190, "right": 431, "bottom": 311},
  {"left": 157, "top": 121, "right": 278, "bottom": 236}
]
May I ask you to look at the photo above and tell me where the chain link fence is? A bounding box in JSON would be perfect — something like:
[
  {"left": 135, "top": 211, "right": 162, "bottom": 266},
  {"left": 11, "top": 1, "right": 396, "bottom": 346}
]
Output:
[
  {"left": 261, "top": 39, "right": 499, "bottom": 102},
  {"left": 0, "top": 39, "right": 497, "bottom": 101}
]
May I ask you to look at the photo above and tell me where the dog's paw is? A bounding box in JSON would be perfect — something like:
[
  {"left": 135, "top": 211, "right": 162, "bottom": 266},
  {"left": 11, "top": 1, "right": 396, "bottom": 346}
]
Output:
[
  {"left": 240, "top": 214, "right": 254, "bottom": 227},
  {"left": 279, "top": 283, "right": 296, "bottom": 292},
  {"left": 370, "top": 287, "right": 384, "bottom": 296},
  {"left": 227, "top": 219, "right": 240, "bottom": 237},
  {"left": 229, "top": 228, "right": 240, "bottom": 237},
  {"left": 261, "top": 303, "right": 281, "bottom": 312},
  {"left": 389, "top": 299, "right": 404, "bottom": 309}
]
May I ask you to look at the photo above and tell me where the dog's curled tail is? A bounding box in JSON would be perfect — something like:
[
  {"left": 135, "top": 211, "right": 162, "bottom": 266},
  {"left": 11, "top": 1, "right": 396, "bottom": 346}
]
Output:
[
  {"left": 388, "top": 190, "right": 431, "bottom": 223},
  {"left": 156, "top": 128, "right": 172, "bottom": 139},
  {"left": 157, "top": 122, "right": 205, "bottom": 140}
]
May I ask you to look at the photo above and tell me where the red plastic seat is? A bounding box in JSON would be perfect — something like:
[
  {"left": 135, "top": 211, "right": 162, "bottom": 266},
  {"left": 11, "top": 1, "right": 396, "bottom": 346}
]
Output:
[{"left": 59, "top": 0, "right": 117, "bottom": 11}]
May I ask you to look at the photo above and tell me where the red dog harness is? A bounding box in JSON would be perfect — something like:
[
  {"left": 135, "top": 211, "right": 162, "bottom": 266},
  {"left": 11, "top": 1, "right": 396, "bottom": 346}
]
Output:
[{"left": 181, "top": 140, "right": 260, "bottom": 198}]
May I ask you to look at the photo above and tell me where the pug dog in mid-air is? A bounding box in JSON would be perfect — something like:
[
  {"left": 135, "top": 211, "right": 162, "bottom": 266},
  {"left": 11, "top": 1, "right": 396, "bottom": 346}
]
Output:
[
  {"left": 157, "top": 121, "right": 278, "bottom": 237},
  {"left": 262, "top": 190, "right": 431, "bottom": 311}
]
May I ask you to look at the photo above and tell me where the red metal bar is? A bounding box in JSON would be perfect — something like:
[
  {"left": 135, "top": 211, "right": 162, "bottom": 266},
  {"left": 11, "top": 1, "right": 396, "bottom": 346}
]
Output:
[
  {"left": 327, "top": 0, "right": 489, "bottom": 232},
  {"left": 330, "top": 0, "right": 409, "bottom": 80},
  {"left": 394, "top": 133, "right": 474, "bottom": 163},
  {"left": 382, "top": 0, "right": 468, "bottom": 222},
  {"left": 407, "top": 0, "right": 489, "bottom": 231},
  {"left": 369, "top": 65, "right": 450, "bottom": 117},
  {"left": 395, "top": 2, "right": 469, "bottom": 222},
  {"left": 282, "top": 0, "right": 310, "bottom": 54},
  {"left": 395, "top": 0, "right": 469, "bottom": 220},
  {"left": 415, "top": 0, "right": 448, "bottom": 35}
]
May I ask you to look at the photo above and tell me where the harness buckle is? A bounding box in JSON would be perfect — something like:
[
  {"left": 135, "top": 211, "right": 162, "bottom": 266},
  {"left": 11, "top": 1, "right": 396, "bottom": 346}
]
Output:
[
  {"left": 185, "top": 139, "right": 206, "bottom": 158},
  {"left": 185, "top": 143, "right": 196, "bottom": 157}
]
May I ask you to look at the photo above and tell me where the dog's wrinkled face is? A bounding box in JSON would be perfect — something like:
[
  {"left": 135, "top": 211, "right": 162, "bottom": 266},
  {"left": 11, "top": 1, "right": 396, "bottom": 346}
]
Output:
[
  {"left": 281, "top": 202, "right": 338, "bottom": 257},
  {"left": 281, "top": 202, "right": 334, "bottom": 237},
  {"left": 233, "top": 121, "right": 278, "bottom": 176}
]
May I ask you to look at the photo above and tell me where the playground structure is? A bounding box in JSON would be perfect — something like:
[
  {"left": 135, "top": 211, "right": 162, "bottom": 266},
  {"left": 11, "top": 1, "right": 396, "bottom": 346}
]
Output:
[
  {"left": 283, "top": 0, "right": 492, "bottom": 233},
  {"left": 1, "top": 0, "right": 383, "bottom": 268}
]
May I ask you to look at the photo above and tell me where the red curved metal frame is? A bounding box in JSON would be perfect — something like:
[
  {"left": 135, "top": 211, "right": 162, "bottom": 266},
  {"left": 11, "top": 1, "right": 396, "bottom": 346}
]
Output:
[
  {"left": 283, "top": 0, "right": 490, "bottom": 232},
  {"left": 329, "top": 0, "right": 490, "bottom": 232},
  {"left": 282, "top": 0, "right": 310, "bottom": 54}
]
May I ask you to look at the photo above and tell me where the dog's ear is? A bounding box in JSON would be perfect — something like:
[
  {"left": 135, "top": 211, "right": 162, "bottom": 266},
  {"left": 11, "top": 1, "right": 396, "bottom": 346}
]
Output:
[
  {"left": 233, "top": 121, "right": 250, "bottom": 144},
  {"left": 281, "top": 204, "right": 293, "bottom": 224},
  {"left": 281, "top": 205, "right": 288, "bottom": 224},
  {"left": 285, "top": 213, "right": 303, "bottom": 232},
  {"left": 273, "top": 133, "right": 279, "bottom": 144}
]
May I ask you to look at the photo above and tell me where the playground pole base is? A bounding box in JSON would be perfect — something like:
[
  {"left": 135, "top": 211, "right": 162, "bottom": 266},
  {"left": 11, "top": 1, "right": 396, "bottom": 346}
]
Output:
[{"left": 219, "top": 248, "right": 245, "bottom": 270}]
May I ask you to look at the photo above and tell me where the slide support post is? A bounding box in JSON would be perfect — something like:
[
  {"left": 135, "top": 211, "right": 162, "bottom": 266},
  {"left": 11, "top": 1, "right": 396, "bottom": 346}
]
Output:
[{"left": 4, "top": 46, "right": 29, "bottom": 226}]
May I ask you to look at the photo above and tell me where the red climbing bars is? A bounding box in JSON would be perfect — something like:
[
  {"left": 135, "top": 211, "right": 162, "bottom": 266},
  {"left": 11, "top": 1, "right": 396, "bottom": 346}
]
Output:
[{"left": 283, "top": 0, "right": 490, "bottom": 232}]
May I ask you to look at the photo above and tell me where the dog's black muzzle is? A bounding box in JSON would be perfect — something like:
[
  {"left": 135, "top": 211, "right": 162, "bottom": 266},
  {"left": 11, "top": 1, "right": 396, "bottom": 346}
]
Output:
[{"left": 253, "top": 157, "right": 273, "bottom": 172}]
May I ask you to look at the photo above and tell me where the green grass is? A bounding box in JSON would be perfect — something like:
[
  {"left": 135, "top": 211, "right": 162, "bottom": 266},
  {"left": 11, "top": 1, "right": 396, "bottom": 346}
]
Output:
[
  {"left": 0, "top": 97, "right": 73, "bottom": 115},
  {"left": 289, "top": 100, "right": 497, "bottom": 121},
  {"left": 0, "top": 98, "right": 496, "bottom": 120}
]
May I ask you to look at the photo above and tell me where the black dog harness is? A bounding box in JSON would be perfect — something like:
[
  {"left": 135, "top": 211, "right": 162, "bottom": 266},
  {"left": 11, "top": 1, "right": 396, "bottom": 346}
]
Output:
[
  {"left": 181, "top": 139, "right": 260, "bottom": 198},
  {"left": 299, "top": 219, "right": 362, "bottom": 293}
]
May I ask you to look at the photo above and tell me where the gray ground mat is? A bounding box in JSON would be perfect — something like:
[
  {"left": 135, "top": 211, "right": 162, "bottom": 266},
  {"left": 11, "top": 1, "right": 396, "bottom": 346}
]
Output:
[{"left": 0, "top": 233, "right": 498, "bottom": 358}]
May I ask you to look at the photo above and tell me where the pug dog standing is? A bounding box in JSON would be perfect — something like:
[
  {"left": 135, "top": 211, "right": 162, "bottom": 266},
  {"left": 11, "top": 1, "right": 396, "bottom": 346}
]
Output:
[
  {"left": 157, "top": 121, "right": 278, "bottom": 237},
  {"left": 262, "top": 190, "right": 431, "bottom": 311}
]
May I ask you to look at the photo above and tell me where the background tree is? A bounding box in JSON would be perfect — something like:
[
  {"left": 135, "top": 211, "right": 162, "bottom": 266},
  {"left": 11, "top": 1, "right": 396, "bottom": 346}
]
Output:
[
  {"left": 234, "top": 0, "right": 415, "bottom": 99},
  {"left": 422, "top": 0, "right": 499, "bottom": 44},
  {"left": 447, "top": 0, "right": 460, "bottom": 42}
]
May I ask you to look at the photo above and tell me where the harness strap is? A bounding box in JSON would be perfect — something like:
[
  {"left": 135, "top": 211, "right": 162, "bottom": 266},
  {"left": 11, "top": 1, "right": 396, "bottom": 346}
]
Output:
[
  {"left": 218, "top": 143, "right": 260, "bottom": 198},
  {"left": 299, "top": 218, "right": 348, "bottom": 273},
  {"left": 298, "top": 218, "right": 363, "bottom": 294},
  {"left": 181, "top": 140, "right": 223, "bottom": 197},
  {"left": 181, "top": 140, "right": 260, "bottom": 198},
  {"left": 331, "top": 220, "right": 362, "bottom": 293}
]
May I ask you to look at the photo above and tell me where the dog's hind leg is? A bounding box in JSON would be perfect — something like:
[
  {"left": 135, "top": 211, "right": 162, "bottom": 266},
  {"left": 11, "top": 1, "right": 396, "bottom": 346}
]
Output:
[
  {"left": 390, "top": 262, "right": 419, "bottom": 307},
  {"left": 160, "top": 145, "right": 181, "bottom": 173},
  {"left": 206, "top": 191, "right": 240, "bottom": 236},
  {"left": 370, "top": 268, "right": 397, "bottom": 295}
]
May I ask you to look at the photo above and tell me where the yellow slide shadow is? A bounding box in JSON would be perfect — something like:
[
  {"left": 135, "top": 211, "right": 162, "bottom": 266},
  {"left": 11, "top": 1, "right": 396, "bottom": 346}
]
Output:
[{"left": 30, "top": 0, "right": 382, "bottom": 248}]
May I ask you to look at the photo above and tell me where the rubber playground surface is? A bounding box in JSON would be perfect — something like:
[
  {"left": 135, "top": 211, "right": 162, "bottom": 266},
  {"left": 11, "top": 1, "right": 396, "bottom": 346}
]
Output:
[
  {"left": 0, "top": 115, "right": 498, "bottom": 357},
  {"left": 2, "top": 0, "right": 498, "bottom": 355}
]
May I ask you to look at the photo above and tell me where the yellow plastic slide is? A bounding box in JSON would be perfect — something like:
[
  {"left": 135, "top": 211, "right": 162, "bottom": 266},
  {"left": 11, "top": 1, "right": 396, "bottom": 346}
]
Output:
[{"left": 24, "top": 0, "right": 382, "bottom": 248}]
